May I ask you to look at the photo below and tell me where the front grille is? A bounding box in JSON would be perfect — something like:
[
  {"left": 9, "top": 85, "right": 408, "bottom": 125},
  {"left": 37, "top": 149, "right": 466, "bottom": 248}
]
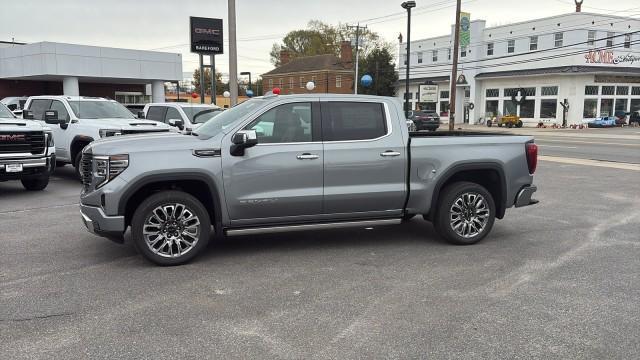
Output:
[
  {"left": 0, "top": 131, "right": 45, "bottom": 155},
  {"left": 121, "top": 129, "right": 170, "bottom": 135},
  {"left": 81, "top": 152, "right": 93, "bottom": 192}
]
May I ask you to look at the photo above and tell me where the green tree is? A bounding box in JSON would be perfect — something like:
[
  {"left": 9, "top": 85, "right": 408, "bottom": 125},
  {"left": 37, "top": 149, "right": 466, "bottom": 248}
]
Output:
[
  {"left": 357, "top": 46, "right": 398, "bottom": 97},
  {"left": 193, "top": 68, "right": 224, "bottom": 95},
  {"left": 270, "top": 20, "right": 383, "bottom": 66}
]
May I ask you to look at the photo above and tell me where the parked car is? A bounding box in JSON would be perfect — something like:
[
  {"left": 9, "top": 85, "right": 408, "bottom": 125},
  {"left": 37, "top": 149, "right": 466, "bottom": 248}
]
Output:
[
  {"left": 123, "top": 104, "right": 147, "bottom": 115},
  {"left": 614, "top": 111, "right": 628, "bottom": 126},
  {"left": 79, "top": 94, "right": 539, "bottom": 265},
  {"left": 629, "top": 110, "right": 640, "bottom": 126},
  {"left": 411, "top": 110, "right": 440, "bottom": 131},
  {"left": 587, "top": 116, "right": 617, "bottom": 128},
  {"left": 23, "top": 96, "right": 171, "bottom": 178},
  {"left": 0, "top": 102, "right": 55, "bottom": 190},
  {"left": 143, "top": 103, "right": 224, "bottom": 133}
]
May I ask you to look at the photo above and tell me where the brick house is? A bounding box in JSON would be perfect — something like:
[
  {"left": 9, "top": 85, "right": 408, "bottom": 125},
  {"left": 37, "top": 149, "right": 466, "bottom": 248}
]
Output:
[{"left": 261, "top": 41, "right": 355, "bottom": 94}]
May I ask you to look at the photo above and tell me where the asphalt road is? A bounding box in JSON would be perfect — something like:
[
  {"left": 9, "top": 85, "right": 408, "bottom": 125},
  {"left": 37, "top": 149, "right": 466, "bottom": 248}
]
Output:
[{"left": 2, "top": 155, "right": 639, "bottom": 359}]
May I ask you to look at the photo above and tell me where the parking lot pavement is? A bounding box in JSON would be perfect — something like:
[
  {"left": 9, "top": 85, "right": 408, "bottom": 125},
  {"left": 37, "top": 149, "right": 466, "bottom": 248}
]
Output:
[{"left": 2, "top": 161, "right": 639, "bottom": 359}]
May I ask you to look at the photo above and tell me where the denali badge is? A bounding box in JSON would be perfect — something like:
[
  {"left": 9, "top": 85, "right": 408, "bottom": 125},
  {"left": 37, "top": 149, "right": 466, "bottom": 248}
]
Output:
[{"left": 0, "top": 134, "right": 26, "bottom": 142}]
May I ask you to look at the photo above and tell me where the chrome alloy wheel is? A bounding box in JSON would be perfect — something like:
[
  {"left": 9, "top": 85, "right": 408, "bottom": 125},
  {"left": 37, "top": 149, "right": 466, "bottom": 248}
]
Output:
[
  {"left": 143, "top": 203, "right": 201, "bottom": 258},
  {"left": 449, "top": 192, "right": 490, "bottom": 238}
]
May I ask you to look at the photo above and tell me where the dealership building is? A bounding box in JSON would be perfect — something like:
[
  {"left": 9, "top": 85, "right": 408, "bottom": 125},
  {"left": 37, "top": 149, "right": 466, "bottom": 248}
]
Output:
[
  {"left": 397, "top": 11, "right": 640, "bottom": 125},
  {"left": 0, "top": 41, "right": 183, "bottom": 103}
]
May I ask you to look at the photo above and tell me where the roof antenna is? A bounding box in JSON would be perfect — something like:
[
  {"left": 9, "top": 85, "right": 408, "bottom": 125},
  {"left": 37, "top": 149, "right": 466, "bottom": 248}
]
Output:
[{"left": 575, "top": 0, "right": 583, "bottom": 12}]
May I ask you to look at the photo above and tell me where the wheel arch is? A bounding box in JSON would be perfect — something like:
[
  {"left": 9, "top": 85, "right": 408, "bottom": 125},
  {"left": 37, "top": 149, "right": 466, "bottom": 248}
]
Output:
[
  {"left": 428, "top": 162, "right": 507, "bottom": 220},
  {"left": 70, "top": 135, "right": 94, "bottom": 164},
  {"left": 118, "top": 172, "right": 223, "bottom": 236}
]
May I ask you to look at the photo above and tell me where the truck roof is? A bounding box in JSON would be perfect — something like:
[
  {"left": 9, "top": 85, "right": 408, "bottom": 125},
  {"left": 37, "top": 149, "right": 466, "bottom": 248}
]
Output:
[
  {"left": 27, "top": 96, "right": 114, "bottom": 102},
  {"left": 254, "top": 93, "right": 397, "bottom": 101}
]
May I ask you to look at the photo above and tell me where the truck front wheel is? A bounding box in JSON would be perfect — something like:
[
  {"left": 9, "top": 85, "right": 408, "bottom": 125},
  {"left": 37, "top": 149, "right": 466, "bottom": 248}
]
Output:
[
  {"left": 434, "top": 181, "right": 496, "bottom": 245},
  {"left": 21, "top": 175, "right": 50, "bottom": 191},
  {"left": 131, "top": 190, "right": 211, "bottom": 266}
]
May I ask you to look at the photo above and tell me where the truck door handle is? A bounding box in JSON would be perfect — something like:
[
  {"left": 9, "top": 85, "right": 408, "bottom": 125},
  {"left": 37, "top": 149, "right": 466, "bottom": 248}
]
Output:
[
  {"left": 297, "top": 153, "right": 319, "bottom": 160},
  {"left": 380, "top": 151, "right": 401, "bottom": 157}
]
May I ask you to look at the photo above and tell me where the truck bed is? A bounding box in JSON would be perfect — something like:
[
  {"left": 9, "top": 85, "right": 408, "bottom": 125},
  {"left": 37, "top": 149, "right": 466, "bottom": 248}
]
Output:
[{"left": 409, "top": 130, "right": 510, "bottom": 137}]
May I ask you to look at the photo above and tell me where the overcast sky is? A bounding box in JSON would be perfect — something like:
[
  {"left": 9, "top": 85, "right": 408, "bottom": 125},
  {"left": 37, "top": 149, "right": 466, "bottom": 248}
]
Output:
[{"left": 1, "top": 0, "right": 638, "bottom": 80}]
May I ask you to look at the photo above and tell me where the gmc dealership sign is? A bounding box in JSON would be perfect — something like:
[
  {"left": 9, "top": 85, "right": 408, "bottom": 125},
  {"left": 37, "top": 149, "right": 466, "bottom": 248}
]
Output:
[{"left": 190, "top": 17, "right": 223, "bottom": 54}]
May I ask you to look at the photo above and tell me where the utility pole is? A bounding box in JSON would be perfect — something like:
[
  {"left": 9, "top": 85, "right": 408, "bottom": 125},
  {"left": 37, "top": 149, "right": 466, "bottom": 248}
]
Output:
[
  {"left": 199, "top": 54, "right": 205, "bottom": 104},
  {"left": 210, "top": 55, "right": 216, "bottom": 105},
  {"left": 228, "top": 0, "right": 238, "bottom": 106},
  {"left": 401, "top": 1, "right": 416, "bottom": 118},
  {"left": 449, "top": 0, "right": 462, "bottom": 131},
  {"left": 348, "top": 23, "right": 367, "bottom": 94}
]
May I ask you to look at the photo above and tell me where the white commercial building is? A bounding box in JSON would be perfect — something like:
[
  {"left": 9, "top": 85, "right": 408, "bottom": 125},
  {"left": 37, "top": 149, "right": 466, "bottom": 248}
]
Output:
[
  {"left": 397, "top": 11, "right": 640, "bottom": 125},
  {"left": 0, "top": 41, "right": 183, "bottom": 103}
]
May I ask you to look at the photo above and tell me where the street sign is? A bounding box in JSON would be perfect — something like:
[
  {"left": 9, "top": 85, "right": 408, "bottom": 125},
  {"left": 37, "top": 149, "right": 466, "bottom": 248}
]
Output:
[
  {"left": 419, "top": 84, "right": 438, "bottom": 103},
  {"left": 190, "top": 17, "right": 224, "bottom": 54}
]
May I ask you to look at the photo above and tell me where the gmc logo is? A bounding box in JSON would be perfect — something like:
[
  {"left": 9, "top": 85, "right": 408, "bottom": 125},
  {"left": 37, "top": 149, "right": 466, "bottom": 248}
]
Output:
[
  {"left": 195, "top": 28, "right": 220, "bottom": 35},
  {"left": 0, "top": 134, "right": 26, "bottom": 142}
]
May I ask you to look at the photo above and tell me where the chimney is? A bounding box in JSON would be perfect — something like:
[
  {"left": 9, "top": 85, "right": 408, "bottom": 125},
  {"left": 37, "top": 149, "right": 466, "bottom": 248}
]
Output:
[
  {"left": 340, "top": 40, "right": 353, "bottom": 68},
  {"left": 280, "top": 49, "right": 291, "bottom": 65},
  {"left": 575, "top": 0, "right": 583, "bottom": 12}
]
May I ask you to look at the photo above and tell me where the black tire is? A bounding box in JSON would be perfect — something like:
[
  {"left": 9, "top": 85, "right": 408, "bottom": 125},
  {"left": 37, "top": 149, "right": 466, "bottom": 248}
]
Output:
[
  {"left": 21, "top": 175, "right": 50, "bottom": 191},
  {"left": 434, "top": 181, "right": 496, "bottom": 245},
  {"left": 131, "top": 190, "right": 211, "bottom": 266},
  {"left": 73, "top": 151, "right": 83, "bottom": 180},
  {"left": 506, "top": 122, "right": 513, "bottom": 128},
  {"left": 516, "top": 120, "right": 523, "bottom": 128},
  {"left": 497, "top": 122, "right": 503, "bottom": 127},
  {"left": 486, "top": 120, "right": 492, "bottom": 127},
  {"left": 56, "top": 161, "right": 66, "bottom": 168}
]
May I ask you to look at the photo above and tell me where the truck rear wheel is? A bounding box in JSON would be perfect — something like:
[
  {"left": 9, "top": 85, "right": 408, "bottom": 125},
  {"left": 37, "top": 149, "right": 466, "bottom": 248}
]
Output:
[
  {"left": 21, "top": 175, "right": 50, "bottom": 191},
  {"left": 131, "top": 190, "right": 211, "bottom": 266},
  {"left": 434, "top": 181, "right": 496, "bottom": 245}
]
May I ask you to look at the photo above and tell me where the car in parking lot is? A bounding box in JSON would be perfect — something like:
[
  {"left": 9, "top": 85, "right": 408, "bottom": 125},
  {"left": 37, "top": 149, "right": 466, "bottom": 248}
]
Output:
[
  {"left": 143, "top": 103, "right": 224, "bottom": 133},
  {"left": 410, "top": 110, "right": 440, "bottom": 131},
  {"left": 0, "top": 102, "right": 55, "bottom": 190},
  {"left": 23, "top": 96, "right": 171, "bottom": 177},
  {"left": 629, "top": 110, "right": 640, "bottom": 126},
  {"left": 79, "top": 94, "right": 539, "bottom": 265},
  {"left": 587, "top": 116, "right": 617, "bottom": 128}
]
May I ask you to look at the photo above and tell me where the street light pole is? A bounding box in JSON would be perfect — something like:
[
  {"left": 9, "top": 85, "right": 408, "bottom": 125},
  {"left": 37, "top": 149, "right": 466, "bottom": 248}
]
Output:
[
  {"left": 401, "top": 1, "right": 416, "bottom": 119},
  {"left": 449, "top": 0, "right": 462, "bottom": 131},
  {"left": 228, "top": 0, "right": 238, "bottom": 106},
  {"left": 240, "top": 71, "right": 252, "bottom": 91}
]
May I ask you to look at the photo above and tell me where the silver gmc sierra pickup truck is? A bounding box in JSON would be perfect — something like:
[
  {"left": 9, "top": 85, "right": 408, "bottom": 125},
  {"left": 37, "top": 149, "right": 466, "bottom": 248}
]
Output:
[{"left": 79, "top": 94, "right": 538, "bottom": 265}]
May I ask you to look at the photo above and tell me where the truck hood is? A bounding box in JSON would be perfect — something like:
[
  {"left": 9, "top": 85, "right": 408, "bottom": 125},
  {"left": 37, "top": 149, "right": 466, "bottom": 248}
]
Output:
[
  {"left": 79, "top": 118, "right": 171, "bottom": 130},
  {"left": 86, "top": 132, "right": 215, "bottom": 155},
  {"left": 0, "top": 117, "right": 47, "bottom": 131}
]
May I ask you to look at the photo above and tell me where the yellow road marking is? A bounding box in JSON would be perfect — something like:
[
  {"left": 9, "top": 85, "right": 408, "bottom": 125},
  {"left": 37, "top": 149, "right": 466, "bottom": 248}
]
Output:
[{"left": 539, "top": 156, "right": 640, "bottom": 171}]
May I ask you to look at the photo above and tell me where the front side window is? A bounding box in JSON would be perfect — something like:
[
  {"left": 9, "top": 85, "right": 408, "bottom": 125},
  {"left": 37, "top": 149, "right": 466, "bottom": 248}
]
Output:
[
  {"left": 196, "top": 98, "right": 267, "bottom": 138},
  {"left": 487, "top": 43, "right": 494, "bottom": 56},
  {"left": 28, "top": 99, "right": 52, "bottom": 120},
  {"left": 145, "top": 106, "right": 166, "bottom": 121},
  {"left": 554, "top": 32, "right": 563, "bottom": 47},
  {"left": 50, "top": 100, "right": 70, "bottom": 121},
  {"left": 507, "top": 39, "right": 515, "bottom": 53},
  {"left": 529, "top": 36, "right": 538, "bottom": 51},
  {"left": 164, "top": 107, "right": 182, "bottom": 123},
  {"left": 323, "top": 102, "right": 387, "bottom": 141},
  {"left": 245, "top": 102, "right": 312, "bottom": 143}
]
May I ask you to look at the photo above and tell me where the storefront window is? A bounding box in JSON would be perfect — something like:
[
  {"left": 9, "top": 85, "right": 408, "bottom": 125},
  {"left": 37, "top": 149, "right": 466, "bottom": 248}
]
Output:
[
  {"left": 631, "top": 99, "right": 640, "bottom": 112},
  {"left": 503, "top": 100, "right": 517, "bottom": 116},
  {"left": 485, "top": 89, "right": 499, "bottom": 98},
  {"left": 600, "top": 99, "right": 613, "bottom": 116},
  {"left": 584, "top": 86, "right": 598, "bottom": 96},
  {"left": 583, "top": 99, "right": 597, "bottom": 118},
  {"left": 485, "top": 100, "right": 499, "bottom": 117},
  {"left": 632, "top": 87, "right": 640, "bottom": 96},
  {"left": 520, "top": 100, "right": 535, "bottom": 118},
  {"left": 439, "top": 90, "right": 449, "bottom": 99},
  {"left": 614, "top": 99, "right": 628, "bottom": 115},
  {"left": 540, "top": 99, "right": 557, "bottom": 118},
  {"left": 439, "top": 101, "right": 449, "bottom": 116},
  {"left": 541, "top": 86, "right": 558, "bottom": 96},
  {"left": 616, "top": 86, "right": 629, "bottom": 96},
  {"left": 601, "top": 86, "right": 615, "bottom": 96}
]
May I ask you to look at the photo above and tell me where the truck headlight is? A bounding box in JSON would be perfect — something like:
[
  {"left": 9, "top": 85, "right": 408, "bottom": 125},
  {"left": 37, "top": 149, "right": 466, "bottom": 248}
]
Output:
[
  {"left": 99, "top": 129, "right": 122, "bottom": 138},
  {"left": 94, "top": 154, "right": 129, "bottom": 188}
]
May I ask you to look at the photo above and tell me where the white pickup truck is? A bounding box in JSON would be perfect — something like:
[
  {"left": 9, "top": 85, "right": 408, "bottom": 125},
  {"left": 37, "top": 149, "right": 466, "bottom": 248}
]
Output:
[
  {"left": 142, "top": 102, "right": 223, "bottom": 134},
  {"left": 23, "top": 96, "right": 171, "bottom": 177}
]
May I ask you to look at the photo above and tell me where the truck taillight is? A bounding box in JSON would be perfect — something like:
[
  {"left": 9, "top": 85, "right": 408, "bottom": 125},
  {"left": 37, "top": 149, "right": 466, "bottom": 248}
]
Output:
[{"left": 526, "top": 142, "right": 538, "bottom": 174}]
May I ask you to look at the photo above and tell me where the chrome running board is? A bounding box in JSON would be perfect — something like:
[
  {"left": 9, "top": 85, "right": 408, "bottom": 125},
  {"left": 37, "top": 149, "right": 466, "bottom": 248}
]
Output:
[{"left": 225, "top": 218, "right": 401, "bottom": 236}]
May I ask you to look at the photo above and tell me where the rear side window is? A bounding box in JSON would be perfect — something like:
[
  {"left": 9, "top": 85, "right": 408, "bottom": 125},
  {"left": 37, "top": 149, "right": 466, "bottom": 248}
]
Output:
[
  {"left": 146, "top": 106, "right": 166, "bottom": 121},
  {"left": 322, "top": 102, "right": 387, "bottom": 141},
  {"left": 28, "top": 99, "right": 52, "bottom": 120}
]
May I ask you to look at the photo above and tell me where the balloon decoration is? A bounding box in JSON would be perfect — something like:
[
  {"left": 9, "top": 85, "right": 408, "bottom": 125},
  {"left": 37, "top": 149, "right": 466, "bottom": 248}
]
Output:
[
  {"left": 246, "top": 89, "right": 254, "bottom": 98},
  {"left": 223, "top": 91, "right": 231, "bottom": 98},
  {"left": 272, "top": 87, "right": 281, "bottom": 95},
  {"left": 306, "top": 81, "right": 315, "bottom": 91},
  {"left": 191, "top": 93, "right": 198, "bottom": 99},
  {"left": 360, "top": 74, "right": 373, "bottom": 88}
]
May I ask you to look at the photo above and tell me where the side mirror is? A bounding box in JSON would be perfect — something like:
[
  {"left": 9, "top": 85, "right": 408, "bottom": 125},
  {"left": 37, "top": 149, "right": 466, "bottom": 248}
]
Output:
[
  {"left": 230, "top": 130, "right": 258, "bottom": 156},
  {"left": 44, "top": 110, "right": 65, "bottom": 125},
  {"left": 168, "top": 118, "right": 184, "bottom": 130},
  {"left": 22, "top": 109, "right": 34, "bottom": 120},
  {"left": 137, "top": 111, "right": 146, "bottom": 119}
]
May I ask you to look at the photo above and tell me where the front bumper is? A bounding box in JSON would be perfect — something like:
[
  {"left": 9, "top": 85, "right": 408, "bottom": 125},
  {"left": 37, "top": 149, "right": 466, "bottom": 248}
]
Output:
[
  {"left": 0, "top": 156, "right": 53, "bottom": 180},
  {"left": 515, "top": 185, "right": 539, "bottom": 207},
  {"left": 80, "top": 203, "right": 126, "bottom": 243}
]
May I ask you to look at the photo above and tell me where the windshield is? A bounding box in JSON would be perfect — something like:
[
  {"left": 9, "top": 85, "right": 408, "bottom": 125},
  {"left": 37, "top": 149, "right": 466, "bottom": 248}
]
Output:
[
  {"left": 195, "top": 99, "right": 266, "bottom": 138},
  {"left": 69, "top": 101, "right": 136, "bottom": 119},
  {"left": 0, "top": 103, "right": 15, "bottom": 118}
]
